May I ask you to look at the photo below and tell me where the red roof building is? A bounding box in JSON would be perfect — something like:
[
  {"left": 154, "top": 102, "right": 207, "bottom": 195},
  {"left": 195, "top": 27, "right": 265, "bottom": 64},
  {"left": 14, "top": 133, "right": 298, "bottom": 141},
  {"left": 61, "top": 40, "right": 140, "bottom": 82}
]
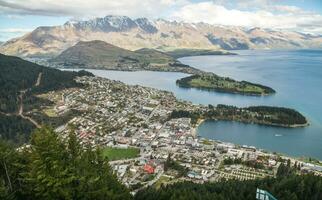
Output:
[{"left": 144, "top": 164, "right": 155, "bottom": 174}]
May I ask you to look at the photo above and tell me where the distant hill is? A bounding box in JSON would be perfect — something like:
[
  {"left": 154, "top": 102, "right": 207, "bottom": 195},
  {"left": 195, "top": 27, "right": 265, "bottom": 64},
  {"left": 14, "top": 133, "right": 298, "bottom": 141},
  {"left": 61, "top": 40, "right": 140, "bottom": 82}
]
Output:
[
  {"left": 50, "top": 40, "right": 175, "bottom": 67},
  {"left": 49, "top": 40, "right": 201, "bottom": 74},
  {"left": 0, "top": 53, "right": 92, "bottom": 143},
  {"left": 1, "top": 15, "right": 322, "bottom": 57}
]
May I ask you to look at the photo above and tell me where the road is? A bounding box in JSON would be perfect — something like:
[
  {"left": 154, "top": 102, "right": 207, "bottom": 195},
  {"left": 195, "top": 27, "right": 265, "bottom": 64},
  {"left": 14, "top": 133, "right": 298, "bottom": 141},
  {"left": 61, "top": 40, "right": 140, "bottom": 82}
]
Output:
[
  {"left": 35, "top": 72, "right": 42, "bottom": 87},
  {"left": 16, "top": 72, "right": 42, "bottom": 128},
  {"left": 18, "top": 90, "right": 41, "bottom": 128}
]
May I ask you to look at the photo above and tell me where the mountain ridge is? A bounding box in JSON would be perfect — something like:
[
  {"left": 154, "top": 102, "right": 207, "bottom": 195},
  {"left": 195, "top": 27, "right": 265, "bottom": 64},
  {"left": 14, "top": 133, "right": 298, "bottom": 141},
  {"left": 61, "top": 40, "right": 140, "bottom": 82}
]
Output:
[{"left": 1, "top": 15, "right": 322, "bottom": 57}]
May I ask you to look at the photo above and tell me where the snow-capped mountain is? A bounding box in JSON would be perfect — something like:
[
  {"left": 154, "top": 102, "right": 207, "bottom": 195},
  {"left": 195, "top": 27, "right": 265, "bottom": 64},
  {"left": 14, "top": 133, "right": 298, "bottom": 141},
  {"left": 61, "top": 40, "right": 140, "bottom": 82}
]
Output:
[{"left": 1, "top": 15, "right": 322, "bottom": 57}]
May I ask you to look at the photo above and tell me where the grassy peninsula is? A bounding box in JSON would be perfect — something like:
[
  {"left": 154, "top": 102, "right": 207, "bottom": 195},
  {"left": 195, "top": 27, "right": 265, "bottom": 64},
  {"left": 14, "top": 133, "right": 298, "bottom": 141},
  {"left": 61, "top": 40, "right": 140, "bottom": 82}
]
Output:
[
  {"left": 176, "top": 73, "right": 275, "bottom": 96},
  {"left": 165, "top": 48, "right": 237, "bottom": 59}
]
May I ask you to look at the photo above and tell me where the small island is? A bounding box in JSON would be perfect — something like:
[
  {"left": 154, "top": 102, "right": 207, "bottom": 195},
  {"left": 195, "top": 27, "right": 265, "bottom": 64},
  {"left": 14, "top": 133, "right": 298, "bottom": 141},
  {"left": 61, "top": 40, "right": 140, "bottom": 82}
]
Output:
[{"left": 176, "top": 73, "right": 276, "bottom": 96}]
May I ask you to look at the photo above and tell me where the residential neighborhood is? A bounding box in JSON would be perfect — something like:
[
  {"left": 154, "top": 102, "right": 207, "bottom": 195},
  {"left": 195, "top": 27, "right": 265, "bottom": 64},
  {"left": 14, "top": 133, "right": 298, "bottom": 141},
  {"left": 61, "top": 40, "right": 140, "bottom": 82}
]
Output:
[{"left": 39, "top": 76, "right": 322, "bottom": 193}]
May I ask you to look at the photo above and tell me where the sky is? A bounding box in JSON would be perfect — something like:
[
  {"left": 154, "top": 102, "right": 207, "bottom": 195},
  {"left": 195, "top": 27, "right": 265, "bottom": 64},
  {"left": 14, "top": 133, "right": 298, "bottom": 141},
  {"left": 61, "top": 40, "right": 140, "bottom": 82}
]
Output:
[{"left": 0, "top": 0, "right": 322, "bottom": 41}]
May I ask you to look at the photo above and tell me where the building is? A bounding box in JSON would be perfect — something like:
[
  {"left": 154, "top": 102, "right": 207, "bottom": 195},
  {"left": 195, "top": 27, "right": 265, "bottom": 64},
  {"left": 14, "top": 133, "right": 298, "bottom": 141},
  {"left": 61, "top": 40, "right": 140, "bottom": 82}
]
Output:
[{"left": 144, "top": 164, "right": 155, "bottom": 174}]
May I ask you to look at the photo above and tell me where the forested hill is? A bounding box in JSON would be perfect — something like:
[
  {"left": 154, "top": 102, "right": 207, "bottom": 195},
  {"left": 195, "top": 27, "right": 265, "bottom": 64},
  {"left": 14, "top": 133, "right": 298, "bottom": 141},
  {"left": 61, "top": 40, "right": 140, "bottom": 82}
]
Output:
[
  {"left": 0, "top": 53, "right": 93, "bottom": 143},
  {"left": 0, "top": 53, "right": 92, "bottom": 113},
  {"left": 135, "top": 174, "right": 322, "bottom": 200}
]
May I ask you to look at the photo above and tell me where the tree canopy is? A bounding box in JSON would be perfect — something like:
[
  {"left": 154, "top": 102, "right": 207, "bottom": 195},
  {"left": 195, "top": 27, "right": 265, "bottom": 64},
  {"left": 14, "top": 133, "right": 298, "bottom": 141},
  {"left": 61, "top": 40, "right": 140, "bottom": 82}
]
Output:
[{"left": 0, "top": 126, "right": 131, "bottom": 200}]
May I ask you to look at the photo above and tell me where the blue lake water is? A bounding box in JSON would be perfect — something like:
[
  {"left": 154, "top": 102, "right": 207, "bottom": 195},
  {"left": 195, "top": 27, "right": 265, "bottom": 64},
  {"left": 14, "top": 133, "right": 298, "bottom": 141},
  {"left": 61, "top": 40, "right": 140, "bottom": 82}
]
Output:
[{"left": 78, "top": 49, "right": 322, "bottom": 159}]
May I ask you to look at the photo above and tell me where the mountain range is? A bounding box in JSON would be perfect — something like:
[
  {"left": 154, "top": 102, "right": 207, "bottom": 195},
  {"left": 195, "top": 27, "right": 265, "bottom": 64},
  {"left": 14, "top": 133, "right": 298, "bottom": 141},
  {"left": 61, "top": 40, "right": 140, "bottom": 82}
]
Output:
[{"left": 1, "top": 15, "right": 322, "bottom": 58}]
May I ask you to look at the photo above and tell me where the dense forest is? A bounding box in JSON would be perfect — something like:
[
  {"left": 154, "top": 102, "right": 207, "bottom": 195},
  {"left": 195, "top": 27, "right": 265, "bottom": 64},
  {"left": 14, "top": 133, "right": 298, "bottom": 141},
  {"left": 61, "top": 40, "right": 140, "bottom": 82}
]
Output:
[
  {"left": 0, "top": 127, "right": 131, "bottom": 200},
  {"left": 246, "top": 106, "right": 307, "bottom": 125},
  {"left": 0, "top": 53, "right": 93, "bottom": 143},
  {"left": 135, "top": 173, "right": 322, "bottom": 200},
  {"left": 0, "top": 53, "right": 92, "bottom": 113},
  {"left": 0, "top": 114, "right": 35, "bottom": 144},
  {"left": 170, "top": 104, "right": 308, "bottom": 127}
]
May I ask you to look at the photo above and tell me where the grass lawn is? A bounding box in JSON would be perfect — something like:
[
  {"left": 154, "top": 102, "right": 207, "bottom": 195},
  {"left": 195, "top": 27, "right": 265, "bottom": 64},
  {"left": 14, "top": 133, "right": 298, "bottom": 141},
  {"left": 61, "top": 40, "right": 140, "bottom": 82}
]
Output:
[
  {"left": 189, "top": 77, "right": 265, "bottom": 94},
  {"left": 43, "top": 108, "right": 58, "bottom": 117},
  {"left": 153, "top": 175, "right": 180, "bottom": 189},
  {"left": 103, "top": 147, "right": 140, "bottom": 161}
]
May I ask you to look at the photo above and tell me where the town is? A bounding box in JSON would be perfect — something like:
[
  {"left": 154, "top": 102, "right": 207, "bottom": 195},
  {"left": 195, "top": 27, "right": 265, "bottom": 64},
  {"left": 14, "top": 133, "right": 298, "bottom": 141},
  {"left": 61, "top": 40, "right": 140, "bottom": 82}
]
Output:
[{"left": 38, "top": 76, "right": 322, "bottom": 193}]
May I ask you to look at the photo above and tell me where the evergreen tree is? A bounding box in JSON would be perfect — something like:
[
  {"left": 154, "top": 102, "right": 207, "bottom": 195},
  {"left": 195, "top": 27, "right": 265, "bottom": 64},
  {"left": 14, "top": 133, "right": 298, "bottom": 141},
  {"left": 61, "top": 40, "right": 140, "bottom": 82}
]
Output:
[{"left": 0, "top": 126, "right": 132, "bottom": 200}]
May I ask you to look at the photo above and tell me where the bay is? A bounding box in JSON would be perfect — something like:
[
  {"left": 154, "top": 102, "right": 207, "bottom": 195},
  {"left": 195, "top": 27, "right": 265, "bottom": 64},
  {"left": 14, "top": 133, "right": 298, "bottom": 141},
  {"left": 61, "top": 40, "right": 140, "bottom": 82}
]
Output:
[{"left": 72, "top": 49, "right": 322, "bottom": 159}]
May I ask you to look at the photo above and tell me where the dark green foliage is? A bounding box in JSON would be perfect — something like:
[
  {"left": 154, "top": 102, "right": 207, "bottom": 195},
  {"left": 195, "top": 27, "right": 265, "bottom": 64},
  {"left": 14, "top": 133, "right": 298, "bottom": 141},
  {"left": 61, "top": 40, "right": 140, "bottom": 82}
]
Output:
[
  {"left": 241, "top": 81, "right": 276, "bottom": 94},
  {"left": 0, "top": 53, "right": 93, "bottom": 143},
  {"left": 135, "top": 174, "right": 322, "bottom": 200},
  {"left": 164, "top": 154, "right": 188, "bottom": 177},
  {"left": 0, "top": 114, "right": 35, "bottom": 144},
  {"left": 169, "top": 110, "right": 201, "bottom": 125},
  {"left": 0, "top": 127, "right": 132, "bottom": 200},
  {"left": 276, "top": 160, "right": 297, "bottom": 178},
  {"left": 170, "top": 104, "right": 307, "bottom": 127},
  {"left": 176, "top": 74, "right": 275, "bottom": 95},
  {"left": 223, "top": 157, "right": 242, "bottom": 165},
  {"left": 0, "top": 54, "right": 92, "bottom": 113},
  {"left": 0, "top": 140, "right": 23, "bottom": 200},
  {"left": 223, "top": 158, "right": 265, "bottom": 169},
  {"left": 246, "top": 106, "right": 307, "bottom": 125}
]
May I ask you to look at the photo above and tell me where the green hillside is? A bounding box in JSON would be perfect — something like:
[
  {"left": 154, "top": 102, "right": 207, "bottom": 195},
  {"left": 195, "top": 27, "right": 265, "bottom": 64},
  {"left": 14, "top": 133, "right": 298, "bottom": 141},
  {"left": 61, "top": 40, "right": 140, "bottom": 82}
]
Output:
[
  {"left": 51, "top": 40, "right": 175, "bottom": 67},
  {"left": 0, "top": 53, "right": 92, "bottom": 143},
  {"left": 50, "top": 40, "right": 201, "bottom": 74}
]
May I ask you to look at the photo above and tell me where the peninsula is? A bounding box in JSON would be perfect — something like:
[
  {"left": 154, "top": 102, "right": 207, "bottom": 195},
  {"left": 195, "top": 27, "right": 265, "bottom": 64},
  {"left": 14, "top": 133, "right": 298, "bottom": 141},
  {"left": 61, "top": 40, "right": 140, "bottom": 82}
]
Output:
[
  {"left": 176, "top": 73, "right": 276, "bottom": 96},
  {"left": 171, "top": 104, "right": 308, "bottom": 128},
  {"left": 165, "top": 48, "right": 237, "bottom": 59}
]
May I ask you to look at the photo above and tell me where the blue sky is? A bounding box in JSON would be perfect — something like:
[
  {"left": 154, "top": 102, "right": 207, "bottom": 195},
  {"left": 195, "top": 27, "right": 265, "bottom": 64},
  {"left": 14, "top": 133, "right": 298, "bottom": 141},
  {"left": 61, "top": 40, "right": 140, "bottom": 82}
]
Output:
[{"left": 0, "top": 0, "right": 322, "bottom": 41}]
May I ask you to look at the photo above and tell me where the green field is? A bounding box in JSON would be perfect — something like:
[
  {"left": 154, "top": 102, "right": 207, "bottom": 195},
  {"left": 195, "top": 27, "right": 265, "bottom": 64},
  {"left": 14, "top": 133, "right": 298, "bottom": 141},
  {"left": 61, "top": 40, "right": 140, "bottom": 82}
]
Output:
[
  {"left": 103, "top": 147, "right": 140, "bottom": 161},
  {"left": 165, "top": 48, "right": 236, "bottom": 59}
]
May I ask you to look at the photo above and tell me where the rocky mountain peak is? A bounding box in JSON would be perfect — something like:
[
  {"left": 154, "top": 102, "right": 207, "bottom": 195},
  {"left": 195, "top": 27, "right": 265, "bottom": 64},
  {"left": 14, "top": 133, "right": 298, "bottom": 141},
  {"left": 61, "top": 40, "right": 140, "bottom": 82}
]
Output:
[
  {"left": 63, "top": 15, "right": 158, "bottom": 34},
  {"left": 134, "top": 18, "right": 158, "bottom": 34}
]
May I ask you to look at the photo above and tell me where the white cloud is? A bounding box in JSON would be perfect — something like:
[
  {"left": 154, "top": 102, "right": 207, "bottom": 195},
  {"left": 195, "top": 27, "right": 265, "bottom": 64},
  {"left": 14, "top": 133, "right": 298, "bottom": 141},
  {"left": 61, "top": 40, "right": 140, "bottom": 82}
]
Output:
[
  {"left": 0, "top": 0, "right": 321, "bottom": 34},
  {"left": 0, "top": 28, "right": 33, "bottom": 33},
  {"left": 171, "top": 1, "right": 322, "bottom": 34},
  {"left": 0, "top": 0, "right": 187, "bottom": 18},
  {"left": 0, "top": 28, "right": 33, "bottom": 41},
  {"left": 273, "top": 5, "right": 302, "bottom": 14}
]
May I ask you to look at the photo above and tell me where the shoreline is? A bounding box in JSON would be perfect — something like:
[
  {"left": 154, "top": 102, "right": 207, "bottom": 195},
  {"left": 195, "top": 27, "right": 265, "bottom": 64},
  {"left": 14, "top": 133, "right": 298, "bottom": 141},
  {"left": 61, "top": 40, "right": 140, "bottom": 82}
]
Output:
[
  {"left": 191, "top": 118, "right": 205, "bottom": 138},
  {"left": 177, "top": 84, "right": 275, "bottom": 96},
  {"left": 193, "top": 119, "right": 320, "bottom": 162},
  {"left": 197, "top": 118, "right": 309, "bottom": 129}
]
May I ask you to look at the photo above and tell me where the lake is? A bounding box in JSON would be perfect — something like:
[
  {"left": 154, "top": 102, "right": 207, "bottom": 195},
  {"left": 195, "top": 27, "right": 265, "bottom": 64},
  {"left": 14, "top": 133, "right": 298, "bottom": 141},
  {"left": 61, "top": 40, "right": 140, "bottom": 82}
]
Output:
[{"left": 74, "top": 49, "right": 322, "bottom": 159}]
